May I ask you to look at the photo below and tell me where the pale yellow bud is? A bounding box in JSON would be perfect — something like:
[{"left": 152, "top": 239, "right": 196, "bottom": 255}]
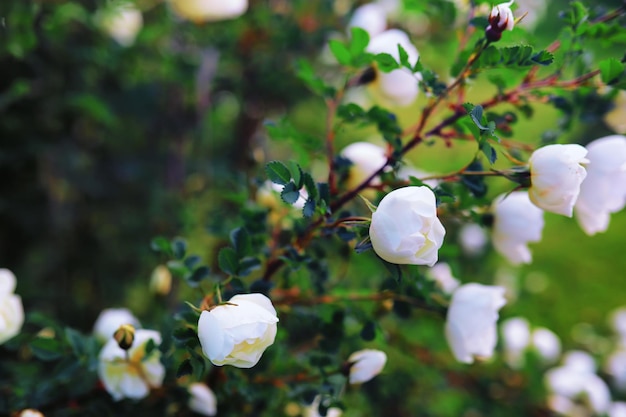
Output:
[{"left": 150, "top": 265, "right": 172, "bottom": 296}]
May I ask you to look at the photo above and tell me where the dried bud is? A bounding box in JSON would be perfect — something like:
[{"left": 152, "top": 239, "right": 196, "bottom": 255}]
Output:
[{"left": 113, "top": 324, "right": 136, "bottom": 350}]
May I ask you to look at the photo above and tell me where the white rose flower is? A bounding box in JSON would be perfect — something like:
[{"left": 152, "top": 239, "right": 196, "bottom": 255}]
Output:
[
  {"left": 545, "top": 357, "right": 611, "bottom": 415},
  {"left": 188, "top": 383, "right": 218, "bottom": 416},
  {"left": 425, "top": 263, "right": 460, "bottom": 294},
  {"left": 19, "top": 410, "right": 44, "bottom": 417},
  {"left": 98, "top": 4, "right": 143, "bottom": 47},
  {"left": 98, "top": 329, "right": 165, "bottom": 401},
  {"left": 369, "top": 186, "right": 445, "bottom": 266},
  {"left": 347, "top": 349, "right": 387, "bottom": 384},
  {"left": 93, "top": 308, "right": 141, "bottom": 343},
  {"left": 574, "top": 135, "right": 626, "bottom": 235},
  {"left": 396, "top": 165, "right": 439, "bottom": 188},
  {"left": 563, "top": 350, "right": 597, "bottom": 373},
  {"left": 0, "top": 268, "right": 24, "bottom": 345},
  {"left": 169, "top": 0, "right": 248, "bottom": 23},
  {"left": 531, "top": 327, "right": 561, "bottom": 364},
  {"left": 528, "top": 144, "right": 588, "bottom": 216},
  {"left": 501, "top": 317, "right": 531, "bottom": 369},
  {"left": 198, "top": 293, "right": 279, "bottom": 368},
  {"left": 347, "top": 3, "right": 387, "bottom": 38},
  {"left": 488, "top": 0, "right": 515, "bottom": 31},
  {"left": 445, "top": 283, "right": 507, "bottom": 364},
  {"left": 610, "top": 402, "right": 626, "bottom": 417},
  {"left": 366, "top": 29, "right": 420, "bottom": 106},
  {"left": 492, "top": 191, "right": 544, "bottom": 265},
  {"left": 458, "top": 223, "right": 488, "bottom": 257},
  {"left": 341, "top": 142, "right": 388, "bottom": 191}
]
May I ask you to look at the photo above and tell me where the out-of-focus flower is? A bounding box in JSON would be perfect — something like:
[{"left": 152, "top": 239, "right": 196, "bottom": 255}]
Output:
[
  {"left": 303, "top": 396, "right": 343, "bottom": 417},
  {"left": 198, "top": 293, "right": 278, "bottom": 368},
  {"left": 528, "top": 144, "right": 588, "bottom": 216},
  {"left": 0, "top": 268, "right": 24, "bottom": 345},
  {"left": 574, "top": 135, "right": 626, "bottom": 235},
  {"left": 610, "top": 402, "right": 626, "bottom": 417},
  {"left": 98, "top": 329, "right": 165, "bottom": 401},
  {"left": 369, "top": 186, "right": 445, "bottom": 266},
  {"left": 347, "top": 349, "right": 387, "bottom": 384},
  {"left": 396, "top": 165, "right": 439, "bottom": 188},
  {"left": 458, "top": 223, "right": 488, "bottom": 257},
  {"left": 545, "top": 352, "right": 611, "bottom": 416},
  {"left": 492, "top": 191, "right": 544, "bottom": 265},
  {"left": 606, "top": 350, "right": 626, "bottom": 391},
  {"left": 366, "top": 29, "right": 420, "bottom": 106},
  {"left": 93, "top": 308, "right": 141, "bottom": 343},
  {"left": 169, "top": 0, "right": 248, "bottom": 23},
  {"left": 531, "top": 327, "right": 561, "bottom": 364},
  {"left": 605, "top": 91, "right": 626, "bottom": 134},
  {"left": 98, "top": 3, "right": 143, "bottom": 47},
  {"left": 347, "top": 3, "right": 387, "bottom": 38},
  {"left": 501, "top": 317, "right": 531, "bottom": 369},
  {"left": 341, "top": 142, "right": 388, "bottom": 191},
  {"left": 188, "top": 383, "right": 218, "bottom": 416},
  {"left": 150, "top": 265, "right": 172, "bottom": 295},
  {"left": 610, "top": 307, "right": 626, "bottom": 340},
  {"left": 425, "top": 263, "right": 460, "bottom": 294},
  {"left": 19, "top": 410, "right": 44, "bottom": 417},
  {"left": 514, "top": 0, "right": 547, "bottom": 30},
  {"left": 445, "top": 283, "right": 507, "bottom": 364}
]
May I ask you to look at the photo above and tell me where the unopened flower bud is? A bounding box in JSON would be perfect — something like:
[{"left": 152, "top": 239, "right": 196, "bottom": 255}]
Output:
[
  {"left": 486, "top": 1, "right": 515, "bottom": 42},
  {"left": 150, "top": 265, "right": 172, "bottom": 296},
  {"left": 113, "top": 324, "right": 135, "bottom": 350}
]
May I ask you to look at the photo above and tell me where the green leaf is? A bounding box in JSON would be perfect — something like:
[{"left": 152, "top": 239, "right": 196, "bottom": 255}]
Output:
[
  {"left": 230, "top": 227, "right": 251, "bottom": 258},
  {"left": 303, "top": 198, "right": 316, "bottom": 218},
  {"left": 167, "top": 260, "right": 188, "bottom": 278},
  {"left": 303, "top": 173, "right": 318, "bottom": 201},
  {"left": 599, "top": 58, "right": 624, "bottom": 84},
  {"left": 481, "top": 141, "right": 497, "bottom": 164},
  {"left": 531, "top": 50, "right": 554, "bottom": 66},
  {"left": 281, "top": 182, "right": 300, "bottom": 204},
  {"left": 265, "top": 161, "right": 292, "bottom": 185},
  {"left": 171, "top": 238, "right": 187, "bottom": 260},
  {"left": 218, "top": 247, "right": 239, "bottom": 276},
  {"left": 188, "top": 266, "right": 210, "bottom": 287},
  {"left": 65, "top": 328, "right": 85, "bottom": 357},
  {"left": 360, "top": 321, "right": 376, "bottom": 341},
  {"left": 150, "top": 236, "right": 171, "bottom": 255},
  {"left": 176, "top": 359, "right": 193, "bottom": 378},
  {"left": 470, "top": 105, "right": 485, "bottom": 129},
  {"left": 398, "top": 44, "right": 411, "bottom": 69},
  {"left": 329, "top": 40, "right": 352, "bottom": 66},
  {"left": 374, "top": 53, "right": 400, "bottom": 72},
  {"left": 30, "top": 337, "right": 64, "bottom": 361},
  {"left": 288, "top": 161, "right": 304, "bottom": 189},
  {"left": 349, "top": 27, "right": 370, "bottom": 57}
]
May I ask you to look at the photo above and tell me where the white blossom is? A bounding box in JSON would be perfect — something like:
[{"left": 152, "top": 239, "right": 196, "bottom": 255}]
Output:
[
  {"left": 501, "top": 317, "right": 531, "bottom": 369},
  {"left": 574, "top": 135, "right": 626, "bottom": 235},
  {"left": 347, "top": 349, "right": 387, "bottom": 384},
  {"left": 93, "top": 308, "right": 141, "bottom": 343},
  {"left": 347, "top": 3, "right": 387, "bottom": 38},
  {"left": 198, "top": 293, "right": 278, "bottom": 368},
  {"left": 98, "top": 4, "right": 143, "bottom": 47},
  {"left": 528, "top": 144, "right": 588, "bottom": 216},
  {"left": 492, "top": 191, "right": 544, "bottom": 265},
  {"left": 369, "top": 186, "right": 445, "bottom": 266},
  {"left": 0, "top": 268, "right": 24, "bottom": 345},
  {"left": 531, "top": 327, "right": 561, "bottom": 364},
  {"left": 425, "top": 263, "right": 460, "bottom": 295},
  {"left": 341, "top": 142, "right": 388, "bottom": 191},
  {"left": 169, "top": 0, "right": 248, "bottom": 23},
  {"left": 188, "top": 383, "right": 218, "bottom": 416},
  {"left": 445, "top": 283, "right": 507, "bottom": 364},
  {"left": 98, "top": 329, "right": 165, "bottom": 401}
]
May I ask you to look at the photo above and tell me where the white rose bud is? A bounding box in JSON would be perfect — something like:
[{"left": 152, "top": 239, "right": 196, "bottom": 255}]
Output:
[
  {"left": 489, "top": 1, "right": 515, "bottom": 31},
  {"left": 347, "top": 4, "right": 387, "bottom": 38},
  {"left": 98, "top": 4, "right": 143, "bottom": 47},
  {"left": 188, "top": 383, "right": 218, "bottom": 416},
  {"left": 458, "top": 223, "right": 488, "bottom": 257},
  {"left": 341, "top": 142, "right": 388, "bottom": 191},
  {"left": 528, "top": 144, "right": 588, "bottom": 216},
  {"left": 445, "top": 283, "right": 507, "bottom": 364},
  {"left": 98, "top": 329, "right": 165, "bottom": 401},
  {"left": 366, "top": 29, "right": 420, "bottom": 106},
  {"left": 150, "top": 265, "right": 172, "bottom": 296},
  {"left": 425, "top": 263, "right": 460, "bottom": 295},
  {"left": 198, "top": 293, "right": 279, "bottom": 368},
  {"left": 531, "top": 327, "right": 561, "bottom": 364},
  {"left": 0, "top": 268, "right": 24, "bottom": 345},
  {"left": 574, "top": 135, "right": 626, "bottom": 235},
  {"left": 369, "top": 186, "right": 445, "bottom": 266},
  {"left": 19, "top": 410, "right": 44, "bottom": 417},
  {"left": 347, "top": 349, "right": 387, "bottom": 384},
  {"left": 492, "top": 191, "right": 544, "bottom": 265},
  {"left": 169, "top": 0, "right": 248, "bottom": 23},
  {"left": 93, "top": 308, "right": 141, "bottom": 343}
]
